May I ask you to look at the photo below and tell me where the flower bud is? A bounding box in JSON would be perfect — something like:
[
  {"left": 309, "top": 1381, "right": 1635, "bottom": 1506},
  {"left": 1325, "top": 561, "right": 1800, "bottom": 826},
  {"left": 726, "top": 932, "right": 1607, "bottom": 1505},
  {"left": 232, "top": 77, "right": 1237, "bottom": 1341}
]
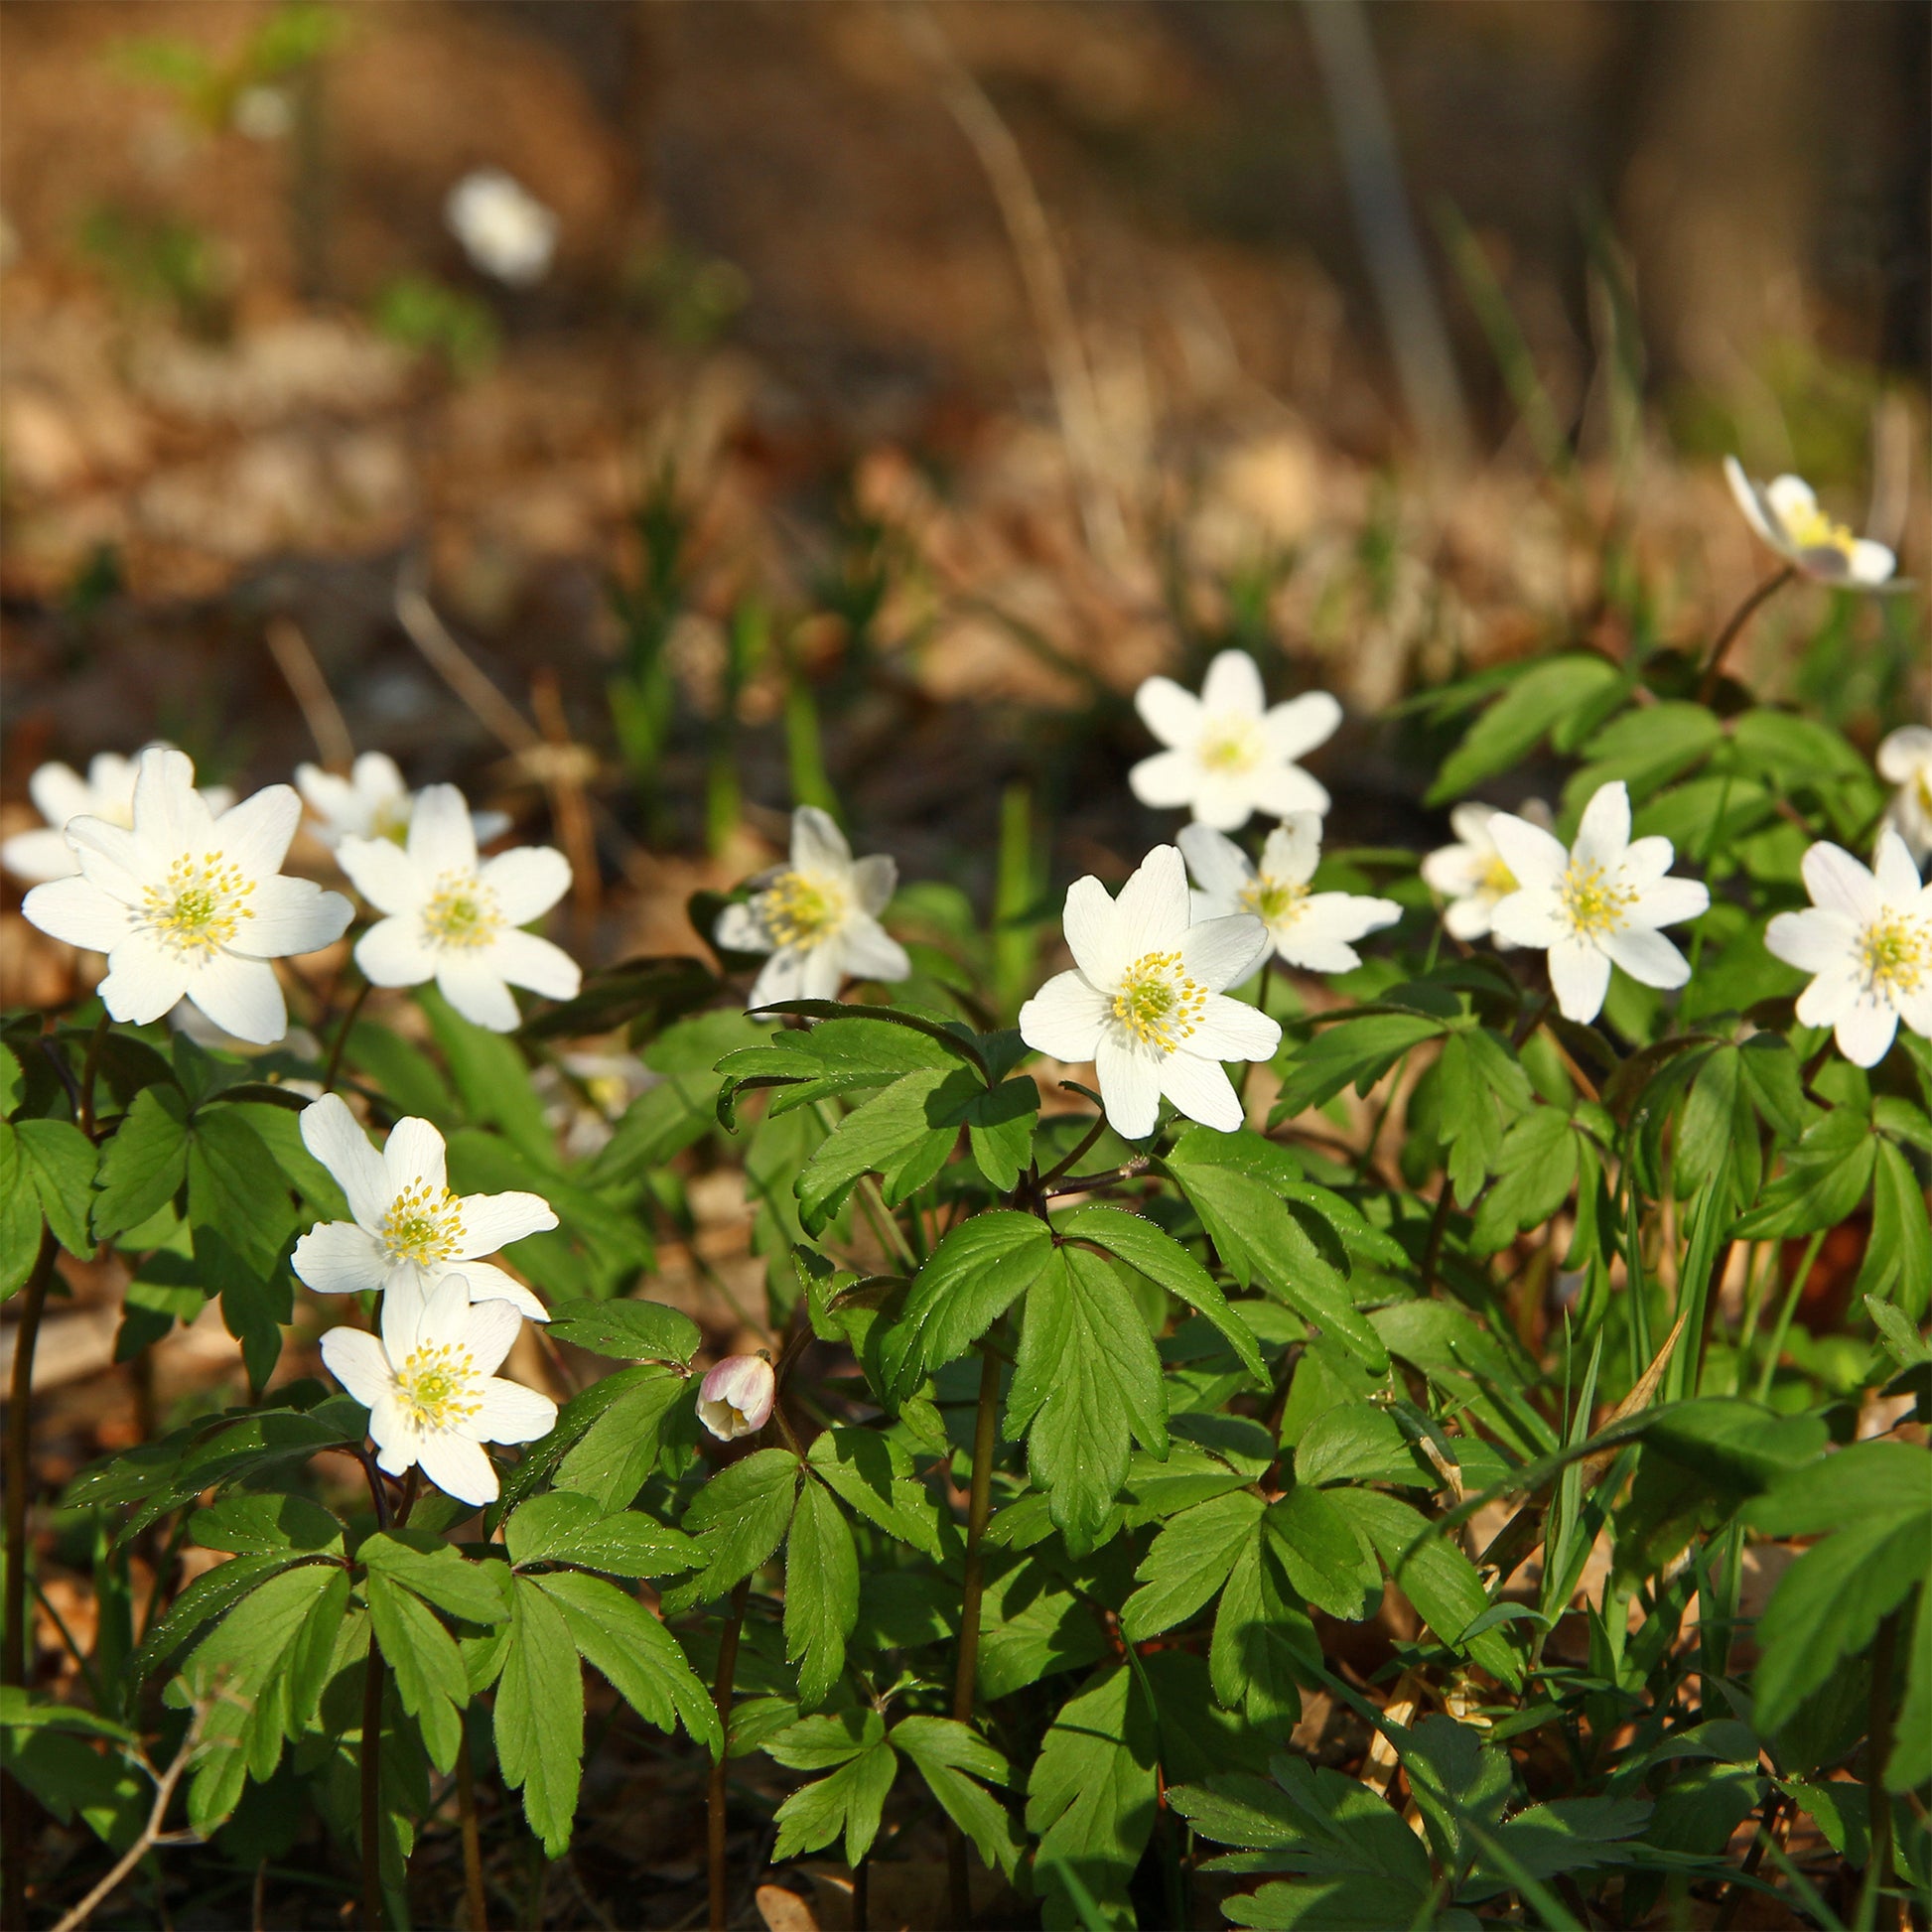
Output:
[{"left": 697, "top": 1353, "right": 776, "bottom": 1441}]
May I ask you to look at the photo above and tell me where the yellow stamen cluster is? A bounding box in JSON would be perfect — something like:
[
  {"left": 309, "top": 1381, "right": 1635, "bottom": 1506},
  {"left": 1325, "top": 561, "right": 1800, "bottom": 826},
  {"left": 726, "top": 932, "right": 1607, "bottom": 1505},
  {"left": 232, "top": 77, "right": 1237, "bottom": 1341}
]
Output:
[
  {"left": 1242, "top": 877, "right": 1308, "bottom": 928},
  {"left": 1111, "top": 950, "right": 1208, "bottom": 1052},
  {"left": 380, "top": 1180, "right": 463, "bottom": 1265},
  {"left": 1859, "top": 914, "right": 1929, "bottom": 1000},
  {"left": 758, "top": 871, "right": 846, "bottom": 951},
  {"left": 1781, "top": 500, "right": 1860, "bottom": 564},
  {"left": 1559, "top": 860, "right": 1635, "bottom": 939},
  {"left": 1197, "top": 720, "right": 1261, "bottom": 774},
  {"left": 422, "top": 871, "right": 501, "bottom": 950},
  {"left": 1480, "top": 854, "right": 1519, "bottom": 898},
  {"left": 142, "top": 852, "right": 255, "bottom": 957},
  {"left": 393, "top": 1341, "right": 482, "bottom": 1431}
]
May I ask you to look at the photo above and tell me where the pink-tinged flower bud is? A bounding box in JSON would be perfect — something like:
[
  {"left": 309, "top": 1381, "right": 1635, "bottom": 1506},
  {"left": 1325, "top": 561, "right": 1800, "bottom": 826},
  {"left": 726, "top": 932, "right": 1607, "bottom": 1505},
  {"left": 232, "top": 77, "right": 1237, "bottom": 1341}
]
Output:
[{"left": 697, "top": 1353, "right": 776, "bottom": 1441}]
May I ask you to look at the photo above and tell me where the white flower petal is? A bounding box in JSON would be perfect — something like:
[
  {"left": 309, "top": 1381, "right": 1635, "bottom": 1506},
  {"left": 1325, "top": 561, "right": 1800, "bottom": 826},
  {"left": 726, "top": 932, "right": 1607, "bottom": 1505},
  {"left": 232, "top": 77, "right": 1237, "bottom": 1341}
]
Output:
[
  {"left": 320, "top": 1325, "right": 392, "bottom": 1410},
  {"left": 1062, "top": 875, "right": 1127, "bottom": 985},
  {"left": 1193, "top": 992, "right": 1281, "bottom": 1062},
  {"left": 446, "top": 1260, "right": 549, "bottom": 1322},
  {"left": 1725, "top": 456, "right": 1782, "bottom": 551},
  {"left": 356, "top": 915, "right": 437, "bottom": 988},
  {"left": 748, "top": 950, "right": 807, "bottom": 1010},
  {"left": 293, "top": 1220, "right": 388, "bottom": 1295},
  {"left": 1876, "top": 728, "right": 1932, "bottom": 784},
  {"left": 1572, "top": 782, "right": 1631, "bottom": 868},
  {"left": 1628, "top": 877, "right": 1710, "bottom": 930},
  {"left": 1548, "top": 938, "right": 1611, "bottom": 1023},
  {"left": 798, "top": 946, "right": 845, "bottom": 1001},
  {"left": 1157, "top": 1049, "right": 1244, "bottom": 1132},
  {"left": 1270, "top": 932, "right": 1363, "bottom": 974},
  {"left": 300, "top": 1094, "right": 389, "bottom": 1226},
  {"left": 213, "top": 785, "right": 301, "bottom": 883},
  {"left": 383, "top": 1118, "right": 449, "bottom": 1196},
  {"left": 1128, "top": 747, "right": 1200, "bottom": 810},
  {"left": 65, "top": 818, "right": 149, "bottom": 903},
  {"left": 416, "top": 1431, "right": 498, "bottom": 1507},
  {"left": 407, "top": 785, "right": 479, "bottom": 879},
  {"left": 448, "top": 1291, "right": 523, "bottom": 1377},
  {"left": 1244, "top": 765, "right": 1331, "bottom": 821},
  {"left": 839, "top": 918, "right": 911, "bottom": 985},
  {"left": 1019, "top": 971, "right": 1107, "bottom": 1062},
  {"left": 20, "top": 876, "right": 134, "bottom": 951},
  {"left": 455, "top": 1191, "right": 558, "bottom": 1257},
  {"left": 1187, "top": 770, "right": 1261, "bottom": 832},
  {"left": 27, "top": 762, "right": 96, "bottom": 831},
  {"left": 1620, "top": 836, "right": 1678, "bottom": 888},
  {"left": 1443, "top": 895, "right": 1497, "bottom": 942},
  {"left": 1094, "top": 1036, "right": 1162, "bottom": 1140},
  {"left": 1764, "top": 475, "right": 1817, "bottom": 527},
  {"left": 436, "top": 958, "right": 520, "bottom": 1032},
  {"left": 1794, "top": 962, "right": 1863, "bottom": 1030},
  {"left": 243, "top": 876, "right": 352, "bottom": 958},
  {"left": 474, "top": 1378, "right": 557, "bottom": 1445},
  {"left": 133, "top": 747, "right": 214, "bottom": 860},
  {"left": 1180, "top": 913, "right": 1271, "bottom": 993},
  {"left": 482, "top": 845, "right": 572, "bottom": 925},
  {"left": 1176, "top": 824, "right": 1252, "bottom": 908},
  {"left": 96, "top": 934, "right": 191, "bottom": 1026},
  {"left": 1199, "top": 650, "right": 1266, "bottom": 719},
  {"left": 339, "top": 837, "right": 423, "bottom": 916},
  {"left": 1262, "top": 815, "right": 1321, "bottom": 888},
  {"left": 185, "top": 952, "right": 288, "bottom": 1043},
  {"left": 1800, "top": 842, "right": 1880, "bottom": 922},
  {"left": 487, "top": 927, "right": 582, "bottom": 1002},
  {"left": 1489, "top": 888, "right": 1567, "bottom": 950},
  {"left": 1113, "top": 846, "right": 1190, "bottom": 961},
  {"left": 1849, "top": 540, "right": 1896, "bottom": 587},
  {"left": 790, "top": 806, "right": 852, "bottom": 877},
  {"left": 1765, "top": 908, "right": 1857, "bottom": 976},
  {"left": 1871, "top": 828, "right": 1923, "bottom": 905},
  {"left": 1134, "top": 675, "right": 1202, "bottom": 749},
  {"left": 1447, "top": 801, "right": 1499, "bottom": 846},
  {"left": 1, "top": 827, "right": 81, "bottom": 884},
  {"left": 715, "top": 901, "right": 771, "bottom": 956},
  {"left": 1487, "top": 813, "right": 1568, "bottom": 892},
  {"left": 1836, "top": 997, "right": 1899, "bottom": 1069},
  {"left": 1601, "top": 925, "right": 1691, "bottom": 991},
  {"left": 1262, "top": 692, "right": 1342, "bottom": 762},
  {"left": 852, "top": 854, "right": 897, "bottom": 916},
  {"left": 1302, "top": 892, "right": 1402, "bottom": 944}
]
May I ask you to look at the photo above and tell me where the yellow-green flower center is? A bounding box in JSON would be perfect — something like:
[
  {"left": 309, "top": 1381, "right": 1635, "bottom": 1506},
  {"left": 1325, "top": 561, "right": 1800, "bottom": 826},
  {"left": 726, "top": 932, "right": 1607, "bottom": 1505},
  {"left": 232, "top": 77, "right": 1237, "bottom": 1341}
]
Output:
[
  {"left": 759, "top": 871, "right": 846, "bottom": 951},
  {"left": 1111, "top": 949, "right": 1208, "bottom": 1052},
  {"left": 423, "top": 872, "right": 501, "bottom": 950},
  {"left": 1782, "top": 500, "right": 1860, "bottom": 564},
  {"left": 1559, "top": 860, "right": 1635, "bottom": 940},
  {"left": 143, "top": 852, "right": 255, "bottom": 957},
  {"left": 1197, "top": 720, "right": 1261, "bottom": 775},
  {"left": 371, "top": 798, "right": 413, "bottom": 846},
  {"left": 1480, "top": 853, "right": 1519, "bottom": 898},
  {"left": 380, "top": 1179, "right": 462, "bottom": 1265},
  {"left": 394, "top": 1341, "right": 482, "bottom": 1430},
  {"left": 1242, "top": 877, "right": 1308, "bottom": 927},
  {"left": 1860, "top": 914, "right": 1929, "bottom": 999}
]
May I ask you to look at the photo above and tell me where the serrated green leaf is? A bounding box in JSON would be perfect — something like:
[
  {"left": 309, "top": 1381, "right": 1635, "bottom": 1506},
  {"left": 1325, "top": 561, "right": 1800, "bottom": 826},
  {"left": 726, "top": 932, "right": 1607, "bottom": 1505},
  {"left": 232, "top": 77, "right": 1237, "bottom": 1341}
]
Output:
[
  {"left": 679, "top": 1448, "right": 800, "bottom": 1600},
  {"left": 545, "top": 1296, "right": 701, "bottom": 1366},
  {"left": 504, "top": 1490, "right": 698, "bottom": 1578},
  {"left": 494, "top": 1576, "right": 584, "bottom": 1857},
  {"left": 189, "top": 1492, "right": 344, "bottom": 1557},
  {"left": 548, "top": 1363, "right": 689, "bottom": 1514},
  {"left": 1261, "top": 1485, "right": 1380, "bottom": 1621},
  {"left": 1121, "top": 1488, "right": 1263, "bottom": 1641},
  {"left": 880, "top": 1209, "right": 1053, "bottom": 1401},
  {"left": 367, "top": 1571, "right": 468, "bottom": 1772},
  {"left": 785, "top": 1479, "right": 859, "bottom": 1709},
  {"left": 1351, "top": 1489, "right": 1522, "bottom": 1686},
  {"left": 17, "top": 1117, "right": 98, "bottom": 1256},
  {"left": 1428, "top": 654, "right": 1623, "bottom": 804},
  {"left": 361, "top": 1532, "right": 512, "bottom": 1624},
  {"left": 92, "top": 1084, "right": 190, "bottom": 1238}
]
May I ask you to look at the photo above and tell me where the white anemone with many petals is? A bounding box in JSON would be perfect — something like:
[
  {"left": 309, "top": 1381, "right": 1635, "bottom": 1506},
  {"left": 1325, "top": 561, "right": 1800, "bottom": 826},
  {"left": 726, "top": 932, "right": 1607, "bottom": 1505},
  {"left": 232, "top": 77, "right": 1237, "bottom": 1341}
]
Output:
[
  {"left": 1765, "top": 830, "right": 1932, "bottom": 1069},
  {"left": 1130, "top": 650, "right": 1341, "bottom": 833},
  {"left": 1420, "top": 799, "right": 1556, "bottom": 947},
  {"left": 1019, "top": 844, "right": 1278, "bottom": 1140},
  {"left": 1487, "top": 781, "right": 1710, "bottom": 1025},
  {"left": 339, "top": 785, "right": 580, "bottom": 1032},
  {"left": 1725, "top": 457, "right": 1898, "bottom": 589},
  {"left": 320, "top": 1273, "right": 557, "bottom": 1507},
  {"left": 714, "top": 806, "right": 909, "bottom": 1010},
  {"left": 19, "top": 747, "right": 349, "bottom": 1044},
  {"left": 1179, "top": 817, "right": 1400, "bottom": 975},
  {"left": 1876, "top": 727, "right": 1932, "bottom": 864},
  {"left": 292, "top": 1093, "right": 554, "bottom": 1324},
  {"left": 297, "top": 753, "right": 508, "bottom": 851},
  {"left": 2, "top": 749, "right": 233, "bottom": 884}
]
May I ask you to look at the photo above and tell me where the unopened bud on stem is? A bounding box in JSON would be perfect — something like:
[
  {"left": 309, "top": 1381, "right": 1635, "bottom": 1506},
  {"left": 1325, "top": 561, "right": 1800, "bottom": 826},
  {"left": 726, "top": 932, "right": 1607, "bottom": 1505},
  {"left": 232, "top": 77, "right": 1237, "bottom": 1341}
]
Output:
[{"left": 697, "top": 1352, "right": 776, "bottom": 1441}]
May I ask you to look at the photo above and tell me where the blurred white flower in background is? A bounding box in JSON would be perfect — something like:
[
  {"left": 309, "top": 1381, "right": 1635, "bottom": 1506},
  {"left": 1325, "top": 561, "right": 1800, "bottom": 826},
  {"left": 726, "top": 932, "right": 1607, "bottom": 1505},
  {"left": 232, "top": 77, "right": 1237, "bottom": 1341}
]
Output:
[
  {"left": 1486, "top": 780, "right": 1710, "bottom": 1026},
  {"left": 1130, "top": 649, "right": 1341, "bottom": 832},
  {"left": 19, "top": 747, "right": 349, "bottom": 1043},
  {"left": 297, "top": 751, "right": 508, "bottom": 851},
  {"left": 319, "top": 1274, "right": 556, "bottom": 1507},
  {"left": 1725, "top": 457, "right": 1898, "bottom": 588},
  {"left": 1180, "top": 815, "right": 1400, "bottom": 976},
  {"left": 715, "top": 805, "right": 909, "bottom": 1009},
  {"left": 231, "top": 84, "right": 293, "bottom": 141},
  {"left": 3, "top": 748, "right": 233, "bottom": 884},
  {"left": 293, "top": 1093, "right": 555, "bottom": 1323},
  {"left": 1019, "top": 843, "right": 1278, "bottom": 1139},
  {"left": 446, "top": 169, "right": 557, "bottom": 287},
  {"left": 1421, "top": 798, "right": 1554, "bottom": 947},
  {"left": 1876, "top": 727, "right": 1932, "bottom": 863},
  {"left": 1765, "top": 830, "right": 1932, "bottom": 1068},
  {"left": 338, "top": 785, "right": 580, "bottom": 1032},
  {"left": 697, "top": 1354, "right": 776, "bottom": 1441}
]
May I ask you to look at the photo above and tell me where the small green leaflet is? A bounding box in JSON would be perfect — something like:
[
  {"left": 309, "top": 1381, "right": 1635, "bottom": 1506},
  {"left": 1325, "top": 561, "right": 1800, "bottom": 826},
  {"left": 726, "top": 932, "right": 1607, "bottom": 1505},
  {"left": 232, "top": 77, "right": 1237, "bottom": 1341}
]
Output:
[
  {"left": 785, "top": 1479, "right": 859, "bottom": 1709},
  {"left": 493, "top": 1576, "right": 585, "bottom": 1858}
]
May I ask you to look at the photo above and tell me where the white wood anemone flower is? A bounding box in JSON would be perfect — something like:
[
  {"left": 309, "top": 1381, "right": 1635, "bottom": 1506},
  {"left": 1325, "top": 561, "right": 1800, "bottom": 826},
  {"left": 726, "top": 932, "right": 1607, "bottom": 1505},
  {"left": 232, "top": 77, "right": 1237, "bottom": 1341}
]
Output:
[
  {"left": 296, "top": 753, "right": 508, "bottom": 851},
  {"left": 1724, "top": 456, "right": 1898, "bottom": 589},
  {"left": 292, "top": 1093, "right": 554, "bottom": 1323},
  {"left": 1179, "top": 817, "right": 1400, "bottom": 976},
  {"left": 338, "top": 785, "right": 580, "bottom": 1033},
  {"left": 1420, "top": 799, "right": 1554, "bottom": 947},
  {"left": 446, "top": 169, "right": 557, "bottom": 287},
  {"left": 1487, "top": 781, "right": 1710, "bottom": 1026},
  {"left": 19, "top": 747, "right": 349, "bottom": 1044},
  {"left": 714, "top": 806, "right": 910, "bottom": 1009},
  {"left": 1130, "top": 649, "right": 1341, "bottom": 832},
  {"left": 2, "top": 748, "right": 232, "bottom": 884},
  {"left": 1765, "top": 830, "right": 1932, "bottom": 1068},
  {"left": 1876, "top": 727, "right": 1932, "bottom": 864},
  {"left": 1019, "top": 844, "right": 1279, "bottom": 1140},
  {"left": 697, "top": 1354, "right": 776, "bottom": 1441},
  {"left": 319, "top": 1273, "right": 557, "bottom": 1507}
]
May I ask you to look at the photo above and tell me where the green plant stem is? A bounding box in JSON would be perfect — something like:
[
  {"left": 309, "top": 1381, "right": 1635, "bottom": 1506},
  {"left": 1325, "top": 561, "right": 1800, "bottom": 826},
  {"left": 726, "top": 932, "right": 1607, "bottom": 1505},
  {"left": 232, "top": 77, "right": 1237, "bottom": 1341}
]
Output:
[
  {"left": 946, "top": 1342, "right": 1002, "bottom": 1927},
  {"left": 78, "top": 1012, "right": 110, "bottom": 1139},
  {"left": 360, "top": 1628, "right": 386, "bottom": 1931},
  {"left": 1857, "top": 1609, "right": 1900, "bottom": 1932},
  {"left": 325, "top": 977, "right": 371, "bottom": 1094},
  {"left": 1696, "top": 565, "right": 1798, "bottom": 704},
  {"left": 1241, "top": 961, "right": 1275, "bottom": 1108},
  {"left": 708, "top": 1579, "right": 752, "bottom": 1932},
  {"left": 1751, "top": 1230, "right": 1826, "bottom": 1404},
  {"left": 2, "top": 1227, "right": 59, "bottom": 1932},
  {"left": 457, "top": 1727, "right": 488, "bottom": 1931}
]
